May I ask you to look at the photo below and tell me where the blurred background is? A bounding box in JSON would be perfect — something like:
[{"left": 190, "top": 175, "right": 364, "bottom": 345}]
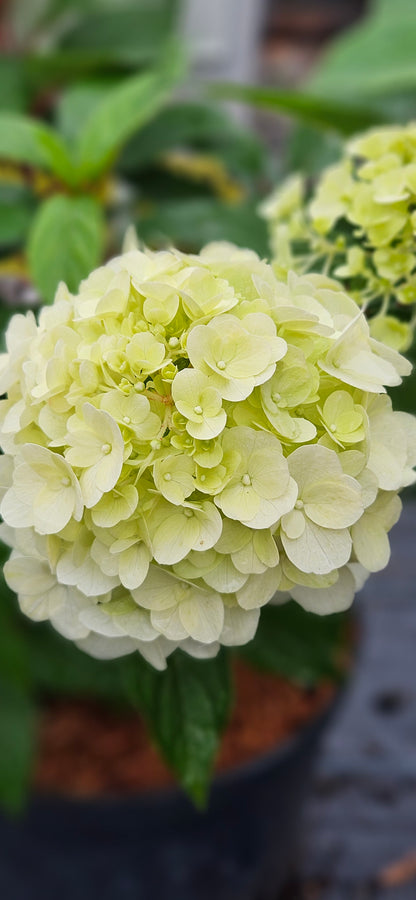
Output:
[
  {"left": 1, "top": 2, "right": 416, "bottom": 897},
  {"left": 0, "top": 0, "right": 405, "bottom": 307}
]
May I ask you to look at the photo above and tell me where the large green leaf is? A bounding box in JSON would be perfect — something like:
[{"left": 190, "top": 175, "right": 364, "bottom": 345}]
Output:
[
  {"left": 27, "top": 194, "right": 105, "bottom": 302},
  {"left": 0, "top": 113, "right": 74, "bottom": 182},
  {"left": 60, "top": 2, "right": 180, "bottom": 67},
  {"left": 309, "top": 0, "right": 416, "bottom": 99},
  {"left": 22, "top": 51, "right": 130, "bottom": 93},
  {"left": 211, "top": 84, "right": 385, "bottom": 136},
  {"left": 56, "top": 81, "right": 110, "bottom": 146},
  {"left": 240, "top": 602, "right": 349, "bottom": 687},
  {"left": 124, "top": 649, "right": 232, "bottom": 806},
  {"left": 10, "top": 0, "right": 179, "bottom": 60},
  {"left": 136, "top": 197, "right": 269, "bottom": 256},
  {"left": 72, "top": 47, "right": 185, "bottom": 180}
]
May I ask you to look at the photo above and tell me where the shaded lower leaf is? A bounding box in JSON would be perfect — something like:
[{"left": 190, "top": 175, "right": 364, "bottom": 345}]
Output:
[
  {"left": 28, "top": 621, "right": 134, "bottom": 705},
  {"left": 27, "top": 194, "right": 105, "bottom": 302},
  {"left": 285, "top": 124, "right": 343, "bottom": 178},
  {"left": 240, "top": 602, "right": 349, "bottom": 686},
  {"left": 0, "top": 191, "right": 34, "bottom": 250},
  {"left": 136, "top": 197, "right": 269, "bottom": 257},
  {"left": 0, "top": 678, "right": 36, "bottom": 814},
  {"left": 0, "top": 553, "right": 36, "bottom": 812},
  {"left": 0, "top": 580, "right": 31, "bottom": 691},
  {"left": 122, "top": 649, "right": 233, "bottom": 806},
  {"left": 0, "top": 57, "right": 28, "bottom": 112},
  {"left": 119, "top": 101, "right": 267, "bottom": 176}
]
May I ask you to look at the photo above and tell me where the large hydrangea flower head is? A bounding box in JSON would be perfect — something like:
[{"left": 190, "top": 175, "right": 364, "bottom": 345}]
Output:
[
  {"left": 1, "top": 240, "right": 415, "bottom": 669},
  {"left": 260, "top": 123, "right": 416, "bottom": 352}
]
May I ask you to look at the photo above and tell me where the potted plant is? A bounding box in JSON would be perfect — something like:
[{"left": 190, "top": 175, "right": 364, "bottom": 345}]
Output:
[{"left": 0, "top": 162, "right": 415, "bottom": 893}]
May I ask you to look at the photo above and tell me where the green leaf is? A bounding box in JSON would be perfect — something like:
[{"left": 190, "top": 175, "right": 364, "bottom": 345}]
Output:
[
  {"left": 0, "top": 57, "right": 28, "bottom": 112},
  {"left": 0, "top": 561, "right": 35, "bottom": 813},
  {"left": 27, "top": 194, "right": 105, "bottom": 302},
  {"left": 284, "top": 124, "right": 343, "bottom": 178},
  {"left": 0, "top": 564, "right": 32, "bottom": 691},
  {"left": 240, "top": 602, "right": 349, "bottom": 687},
  {"left": 0, "top": 678, "right": 36, "bottom": 814},
  {"left": 211, "top": 83, "right": 387, "bottom": 136},
  {"left": 136, "top": 197, "right": 269, "bottom": 257},
  {"left": 60, "top": 2, "right": 180, "bottom": 67},
  {"left": 0, "top": 113, "right": 74, "bottom": 182},
  {"left": 56, "top": 81, "right": 110, "bottom": 146},
  {"left": 27, "top": 623, "right": 131, "bottom": 703},
  {"left": 0, "top": 202, "right": 33, "bottom": 250},
  {"left": 119, "top": 101, "right": 267, "bottom": 176},
  {"left": 309, "top": 0, "right": 416, "bottom": 99},
  {"left": 0, "top": 186, "right": 35, "bottom": 250},
  {"left": 73, "top": 48, "right": 185, "bottom": 180},
  {"left": 123, "top": 649, "right": 232, "bottom": 806},
  {"left": 390, "top": 336, "right": 416, "bottom": 415}
]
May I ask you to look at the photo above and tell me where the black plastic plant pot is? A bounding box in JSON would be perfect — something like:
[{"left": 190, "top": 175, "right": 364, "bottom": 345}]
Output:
[{"left": 0, "top": 691, "right": 342, "bottom": 900}]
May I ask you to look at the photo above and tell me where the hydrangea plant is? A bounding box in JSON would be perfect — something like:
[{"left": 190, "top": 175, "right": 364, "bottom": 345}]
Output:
[
  {"left": 1, "top": 239, "right": 415, "bottom": 685},
  {"left": 260, "top": 124, "right": 416, "bottom": 352}
]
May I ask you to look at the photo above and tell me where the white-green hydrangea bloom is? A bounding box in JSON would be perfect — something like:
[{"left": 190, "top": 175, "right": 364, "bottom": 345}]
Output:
[
  {"left": 261, "top": 123, "right": 416, "bottom": 350},
  {"left": 0, "top": 241, "right": 414, "bottom": 669}
]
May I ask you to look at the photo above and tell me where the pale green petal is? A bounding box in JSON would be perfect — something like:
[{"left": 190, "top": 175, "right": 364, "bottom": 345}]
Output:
[
  {"left": 19, "top": 583, "right": 66, "bottom": 621},
  {"left": 151, "top": 604, "right": 188, "bottom": 641},
  {"left": 1, "top": 488, "right": 32, "bottom": 529},
  {"left": 118, "top": 543, "right": 150, "bottom": 590},
  {"left": 237, "top": 566, "right": 281, "bottom": 610},
  {"left": 132, "top": 566, "right": 186, "bottom": 611},
  {"left": 50, "top": 587, "right": 91, "bottom": 640},
  {"left": 247, "top": 477, "right": 298, "bottom": 530},
  {"left": 351, "top": 516, "right": 391, "bottom": 572},
  {"left": 215, "top": 481, "right": 260, "bottom": 522},
  {"left": 57, "top": 544, "right": 119, "bottom": 596},
  {"left": 214, "top": 519, "right": 251, "bottom": 554},
  {"left": 220, "top": 604, "right": 260, "bottom": 647},
  {"left": 79, "top": 604, "right": 129, "bottom": 637},
  {"left": 281, "top": 508, "right": 305, "bottom": 540},
  {"left": 76, "top": 633, "right": 138, "bottom": 660},
  {"left": 151, "top": 510, "right": 199, "bottom": 564},
  {"left": 303, "top": 476, "right": 363, "bottom": 529},
  {"left": 282, "top": 518, "right": 352, "bottom": 575},
  {"left": 203, "top": 556, "right": 248, "bottom": 592},
  {"left": 91, "top": 484, "right": 138, "bottom": 528},
  {"left": 4, "top": 554, "right": 56, "bottom": 596},
  {"left": 291, "top": 567, "right": 355, "bottom": 614},
  {"left": 179, "top": 591, "right": 224, "bottom": 643},
  {"left": 288, "top": 445, "right": 342, "bottom": 494}
]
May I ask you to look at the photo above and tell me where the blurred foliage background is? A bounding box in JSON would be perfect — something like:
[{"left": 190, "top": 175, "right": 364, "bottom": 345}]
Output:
[{"left": 1, "top": 0, "right": 416, "bottom": 809}]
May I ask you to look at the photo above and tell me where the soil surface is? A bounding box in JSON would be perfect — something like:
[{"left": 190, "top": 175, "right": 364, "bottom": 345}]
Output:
[{"left": 34, "top": 660, "right": 334, "bottom": 797}]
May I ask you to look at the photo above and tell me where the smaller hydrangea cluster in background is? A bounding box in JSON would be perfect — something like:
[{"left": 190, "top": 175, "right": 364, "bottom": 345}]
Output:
[
  {"left": 0, "top": 242, "right": 415, "bottom": 669},
  {"left": 261, "top": 124, "right": 416, "bottom": 353}
]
